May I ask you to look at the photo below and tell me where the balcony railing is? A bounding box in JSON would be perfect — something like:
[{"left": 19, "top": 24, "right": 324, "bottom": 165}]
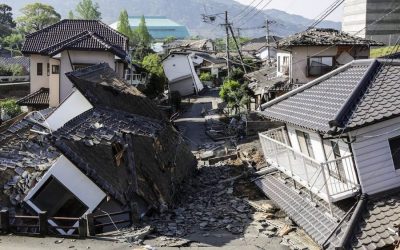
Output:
[
  {"left": 259, "top": 127, "right": 359, "bottom": 208},
  {"left": 125, "top": 73, "right": 147, "bottom": 86}
]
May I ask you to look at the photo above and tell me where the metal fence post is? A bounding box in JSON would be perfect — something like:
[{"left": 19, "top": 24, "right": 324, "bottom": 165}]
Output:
[
  {"left": 0, "top": 209, "right": 10, "bottom": 234},
  {"left": 39, "top": 211, "right": 48, "bottom": 236},
  {"left": 321, "top": 163, "right": 334, "bottom": 217}
]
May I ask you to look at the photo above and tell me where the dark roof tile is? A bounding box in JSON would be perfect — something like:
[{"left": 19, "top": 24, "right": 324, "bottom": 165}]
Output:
[{"left": 17, "top": 88, "right": 49, "bottom": 107}]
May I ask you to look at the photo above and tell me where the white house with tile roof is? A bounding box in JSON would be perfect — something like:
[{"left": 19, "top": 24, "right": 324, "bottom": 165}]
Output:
[
  {"left": 257, "top": 59, "right": 400, "bottom": 249},
  {"left": 19, "top": 19, "right": 130, "bottom": 109}
]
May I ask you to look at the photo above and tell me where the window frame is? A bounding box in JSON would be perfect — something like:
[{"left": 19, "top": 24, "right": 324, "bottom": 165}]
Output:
[
  {"left": 389, "top": 135, "right": 400, "bottom": 170},
  {"left": 296, "top": 130, "right": 315, "bottom": 159},
  {"left": 52, "top": 65, "right": 60, "bottom": 74},
  {"left": 307, "top": 56, "right": 335, "bottom": 77},
  {"left": 37, "top": 63, "right": 43, "bottom": 76}
]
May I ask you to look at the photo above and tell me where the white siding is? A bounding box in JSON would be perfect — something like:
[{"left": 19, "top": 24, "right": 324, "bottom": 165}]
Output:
[
  {"left": 350, "top": 116, "right": 400, "bottom": 195},
  {"left": 30, "top": 54, "right": 50, "bottom": 92},
  {"left": 59, "top": 50, "right": 116, "bottom": 103},
  {"left": 45, "top": 90, "right": 93, "bottom": 131},
  {"left": 163, "top": 54, "right": 192, "bottom": 82}
]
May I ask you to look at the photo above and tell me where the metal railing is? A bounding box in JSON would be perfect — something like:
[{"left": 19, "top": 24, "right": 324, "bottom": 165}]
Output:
[
  {"left": 125, "top": 73, "right": 147, "bottom": 86},
  {"left": 259, "top": 127, "right": 359, "bottom": 207},
  {"left": 0, "top": 75, "right": 30, "bottom": 83}
]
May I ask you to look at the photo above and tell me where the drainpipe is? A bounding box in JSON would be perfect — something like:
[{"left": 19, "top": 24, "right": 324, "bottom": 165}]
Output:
[
  {"left": 335, "top": 194, "right": 368, "bottom": 250},
  {"left": 347, "top": 132, "right": 362, "bottom": 188}
]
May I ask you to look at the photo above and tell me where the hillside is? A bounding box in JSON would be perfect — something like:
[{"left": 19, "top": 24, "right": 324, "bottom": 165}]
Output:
[{"left": 8, "top": 0, "right": 341, "bottom": 38}]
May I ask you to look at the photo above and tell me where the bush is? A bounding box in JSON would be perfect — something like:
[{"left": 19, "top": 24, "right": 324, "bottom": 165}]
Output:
[
  {"left": 219, "top": 80, "right": 249, "bottom": 114},
  {"left": 0, "top": 64, "right": 26, "bottom": 76},
  {"left": 0, "top": 99, "right": 22, "bottom": 119},
  {"left": 199, "top": 72, "right": 213, "bottom": 82},
  {"left": 141, "top": 54, "right": 167, "bottom": 97}
]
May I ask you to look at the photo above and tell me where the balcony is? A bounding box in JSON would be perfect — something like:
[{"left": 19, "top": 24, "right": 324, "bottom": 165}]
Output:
[{"left": 259, "top": 127, "right": 359, "bottom": 205}]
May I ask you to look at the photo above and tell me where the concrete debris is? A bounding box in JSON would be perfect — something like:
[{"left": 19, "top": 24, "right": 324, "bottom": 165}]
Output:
[{"left": 278, "top": 224, "right": 295, "bottom": 237}]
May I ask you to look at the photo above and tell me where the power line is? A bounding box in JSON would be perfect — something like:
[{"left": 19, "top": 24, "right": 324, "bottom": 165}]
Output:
[
  {"left": 232, "top": 0, "right": 259, "bottom": 20},
  {"left": 307, "top": 0, "right": 345, "bottom": 29},
  {"left": 233, "top": 0, "right": 267, "bottom": 23},
  {"left": 236, "top": 0, "right": 273, "bottom": 28}
]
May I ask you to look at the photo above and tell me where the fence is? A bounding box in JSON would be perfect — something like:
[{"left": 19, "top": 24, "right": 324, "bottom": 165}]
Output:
[
  {"left": 0, "top": 209, "right": 132, "bottom": 238},
  {"left": 0, "top": 76, "right": 29, "bottom": 83},
  {"left": 259, "top": 127, "right": 359, "bottom": 204}
]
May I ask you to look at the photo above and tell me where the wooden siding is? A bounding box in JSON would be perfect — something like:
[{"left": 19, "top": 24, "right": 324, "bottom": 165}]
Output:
[{"left": 350, "top": 116, "right": 400, "bottom": 195}]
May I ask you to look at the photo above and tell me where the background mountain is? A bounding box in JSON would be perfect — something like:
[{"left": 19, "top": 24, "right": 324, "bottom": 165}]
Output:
[{"left": 8, "top": 0, "right": 341, "bottom": 38}]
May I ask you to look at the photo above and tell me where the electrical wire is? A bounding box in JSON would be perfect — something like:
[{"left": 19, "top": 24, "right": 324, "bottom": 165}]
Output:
[
  {"left": 233, "top": 0, "right": 268, "bottom": 23},
  {"left": 232, "top": 0, "right": 259, "bottom": 20},
  {"left": 236, "top": 0, "right": 273, "bottom": 28},
  {"left": 307, "top": 0, "right": 345, "bottom": 29}
]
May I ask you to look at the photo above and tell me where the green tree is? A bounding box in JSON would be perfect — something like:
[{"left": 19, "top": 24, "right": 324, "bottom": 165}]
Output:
[
  {"left": 68, "top": 10, "right": 75, "bottom": 19},
  {"left": 0, "top": 99, "right": 22, "bottom": 119},
  {"left": 141, "top": 53, "right": 166, "bottom": 96},
  {"left": 219, "top": 80, "right": 249, "bottom": 114},
  {"left": 16, "top": 3, "right": 61, "bottom": 34},
  {"left": 0, "top": 4, "right": 15, "bottom": 38},
  {"left": 135, "top": 15, "right": 152, "bottom": 46},
  {"left": 2, "top": 33, "right": 23, "bottom": 55},
  {"left": 75, "top": 0, "right": 101, "bottom": 20},
  {"left": 164, "top": 36, "right": 176, "bottom": 44},
  {"left": 117, "top": 10, "right": 133, "bottom": 41}
]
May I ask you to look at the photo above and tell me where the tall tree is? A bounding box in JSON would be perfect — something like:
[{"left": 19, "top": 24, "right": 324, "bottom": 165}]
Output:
[
  {"left": 0, "top": 4, "right": 15, "bottom": 38},
  {"left": 117, "top": 10, "right": 132, "bottom": 41},
  {"left": 16, "top": 3, "right": 61, "bottom": 34},
  {"left": 75, "top": 0, "right": 101, "bottom": 20},
  {"left": 2, "top": 33, "right": 23, "bottom": 55},
  {"left": 68, "top": 10, "right": 75, "bottom": 19},
  {"left": 135, "top": 15, "right": 152, "bottom": 47}
]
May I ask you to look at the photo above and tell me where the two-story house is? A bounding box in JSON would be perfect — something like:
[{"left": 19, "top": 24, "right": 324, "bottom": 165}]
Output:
[
  {"left": 257, "top": 59, "right": 400, "bottom": 249},
  {"left": 276, "top": 28, "right": 382, "bottom": 85},
  {"left": 18, "top": 19, "right": 130, "bottom": 109}
]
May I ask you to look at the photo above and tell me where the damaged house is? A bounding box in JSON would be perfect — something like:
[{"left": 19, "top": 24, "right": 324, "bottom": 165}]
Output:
[
  {"left": 0, "top": 63, "right": 196, "bottom": 235},
  {"left": 18, "top": 19, "right": 130, "bottom": 109},
  {"left": 275, "top": 28, "right": 382, "bottom": 85},
  {"left": 256, "top": 59, "right": 400, "bottom": 249}
]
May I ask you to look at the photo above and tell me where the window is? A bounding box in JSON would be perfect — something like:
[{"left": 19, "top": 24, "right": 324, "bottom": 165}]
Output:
[
  {"left": 296, "top": 130, "right": 315, "bottom": 159},
  {"left": 47, "top": 63, "right": 50, "bottom": 76},
  {"left": 73, "top": 63, "right": 94, "bottom": 71},
  {"left": 307, "top": 56, "right": 334, "bottom": 76},
  {"left": 31, "top": 176, "right": 88, "bottom": 227},
  {"left": 52, "top": 65, "right": 60, "bottom": 74},
  {"left": 389, "top": 136, "right": 400, "bottom": 170},
  {"left": 37, "top": 63, "right": 43, "bottom": 76}
]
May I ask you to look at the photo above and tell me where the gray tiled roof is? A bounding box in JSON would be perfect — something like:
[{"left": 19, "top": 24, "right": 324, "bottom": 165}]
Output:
[
  {"left": 17, "top": 88, "right": 49, "bottom": 107},
  {"left": 255, "top": 173, "right": 340, "bottom": 246},
  {"left": 351, "top": 192, "right": 400, "bottom": 250},
  {"left": 277, "top": 28, "right": 383, "bottom": 47},
  {"left": 22, "top": 19, "right": 128, "bottom": 59},
  {"left": 260, "top": 59, "right": 400, "bottom": 133}
]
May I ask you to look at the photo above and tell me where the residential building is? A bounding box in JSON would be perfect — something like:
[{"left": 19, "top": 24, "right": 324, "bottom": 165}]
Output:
[
  {"left": 110, "top": 16, "right": 190, "bottom": 40},
  {"left": 0, "top": 63, "right": 196, "bottom": 235},
  {"left": 342, "top": 0, "right": 400, "bottom": 45},
  {"left": 242, "top": 36, "right": 280, "bottom": 61},
  {"left": 256, "top": 59, "right": 400, "bottom": 249},
  {"left": 19, "top": 19, "right": 130, "bottom": 109},
  {"left": 162, "top": 52, "right": 204, "bottom": 96},
  {"left": 275, "top": 28, "right": 382, "bottom": 85}
]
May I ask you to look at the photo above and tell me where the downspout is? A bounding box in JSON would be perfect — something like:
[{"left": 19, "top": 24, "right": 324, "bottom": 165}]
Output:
[
  {"left": 346, "top": 132, "right": 362, "bottom": 187},
  {"left": 319, "top": 134, "right": 329, "bottom": 162},
  {"left": 335, "top": 194, "right": 368, "bottom": 250}
]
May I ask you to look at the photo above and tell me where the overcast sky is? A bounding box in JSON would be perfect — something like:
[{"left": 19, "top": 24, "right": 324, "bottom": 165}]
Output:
[{"left": 233, "top": 0, "right": 344, "bottom": 21}]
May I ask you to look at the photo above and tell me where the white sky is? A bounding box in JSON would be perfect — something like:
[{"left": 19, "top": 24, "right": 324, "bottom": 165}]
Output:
[{"left": 233, "top": 0, "right": 344, "bottom": 22}]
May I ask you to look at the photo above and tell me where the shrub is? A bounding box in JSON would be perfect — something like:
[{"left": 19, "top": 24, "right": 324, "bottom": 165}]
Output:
[
  {"left": 199, "top": 72, "right": 213, "bottom": 82},
  {"left": 0, "top": 64, "right": 26, "bottom": 76},
  {"left": 0, "top": 99, "right": 22, "bottom": 118},
  {"left": 219, "top": 80, "right": 249, "bottom": 114}
]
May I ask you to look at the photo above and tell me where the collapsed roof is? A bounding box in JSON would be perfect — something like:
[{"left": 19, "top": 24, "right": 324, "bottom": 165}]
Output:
[
  {"left": 52, "top": 63, "right": 196, "bottom": 212},
  {"left": 22, "top": 19, "right": 129, "bottom": 62},
  {"left": 163, "top": 39, "right": 212, "bottom": 51},
  {"left": 277, "top": 28, "right": 383, "bottom": 48},
  {"left": 242, "top": 36, "right": 281, "bottom": 52},
  {"left": 260, "top": 59, "right": 400, "bottom": 134},
  {"left": 0, "top": 111, "right": 60, "bottom": 208}
]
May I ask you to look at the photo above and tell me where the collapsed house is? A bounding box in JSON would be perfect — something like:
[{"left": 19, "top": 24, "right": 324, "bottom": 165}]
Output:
[
  {"left": 0, "top": 63, "right": 196, "bottom": 234},
  {"left": 162, "top": 52, "right": 204, "bottom": 96},
  {"left": 256, "top": 59, "right": 400, "bottom": 249}
]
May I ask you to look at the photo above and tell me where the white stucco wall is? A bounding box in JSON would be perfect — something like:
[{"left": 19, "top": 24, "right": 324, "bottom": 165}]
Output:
[
  {"left": 162, "top": 54, "right": 192, "bottom": 81},
  {"left": 350, "top": 116, "right": 400, "bottom": 195},
  {"left": 30, "top": 54, "right": 50, "bottom": 93},
  {"left": 59, "top": 50, "right": 116, "bottom": 103},
  {"left": 49, "top": 58, "right": 61, "bottom": 107},
  {"left": 257, "top": 47, "right": 277, "bottom": 60},
  {"left": 45, "top": 90, "right": 93, "bottom": 131}
]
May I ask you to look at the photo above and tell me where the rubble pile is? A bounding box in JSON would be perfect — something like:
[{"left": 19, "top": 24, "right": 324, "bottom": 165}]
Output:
[{"left": 0, "top": 118, "right": 59, "bottom": 208}]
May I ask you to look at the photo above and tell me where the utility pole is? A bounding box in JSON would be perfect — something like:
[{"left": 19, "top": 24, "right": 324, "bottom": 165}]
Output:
[
  {"left": 229, "top": 25, "right": 247, "bottom": 74},
  {"left": 224, "top": 11, "right": 231, "bottom": 79},
  {"left": 265, "top": 19, "right": 276, "bottom": 61}
]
